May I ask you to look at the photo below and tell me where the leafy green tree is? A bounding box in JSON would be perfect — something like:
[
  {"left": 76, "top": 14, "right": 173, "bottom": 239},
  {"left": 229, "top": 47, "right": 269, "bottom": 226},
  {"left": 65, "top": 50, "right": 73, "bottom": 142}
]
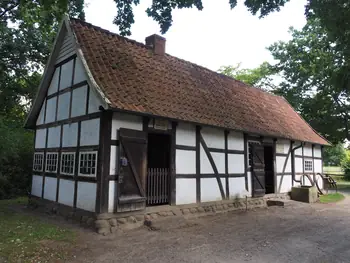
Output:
[
  {"left": 323, "top": 143, "right": 346, "bottom": 166},
  {"left": 218, "top": 62, "right": 276, "bottom": 91},
  {"left": 341, "top": 150, "right": 350, "bottom": 180}
]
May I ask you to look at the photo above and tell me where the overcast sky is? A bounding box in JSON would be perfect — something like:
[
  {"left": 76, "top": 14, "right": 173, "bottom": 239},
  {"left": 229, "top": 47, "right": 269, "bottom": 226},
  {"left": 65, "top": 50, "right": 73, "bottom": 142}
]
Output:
[{"left": 85, "top": 0, "right": 307, "bottom": 71}]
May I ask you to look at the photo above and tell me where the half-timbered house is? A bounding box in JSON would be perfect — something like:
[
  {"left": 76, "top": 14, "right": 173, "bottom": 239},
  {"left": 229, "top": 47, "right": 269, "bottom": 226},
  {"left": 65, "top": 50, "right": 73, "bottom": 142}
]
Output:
[{"left": 25, "top": 16, "right": 329, "bottom": 216}]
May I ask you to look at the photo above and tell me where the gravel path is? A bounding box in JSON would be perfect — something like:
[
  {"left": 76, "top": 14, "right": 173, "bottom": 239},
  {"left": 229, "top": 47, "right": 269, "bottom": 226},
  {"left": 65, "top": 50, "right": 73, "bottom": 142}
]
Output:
[{"left": 70, "top": 198, "right": 350, "bottom": 263}]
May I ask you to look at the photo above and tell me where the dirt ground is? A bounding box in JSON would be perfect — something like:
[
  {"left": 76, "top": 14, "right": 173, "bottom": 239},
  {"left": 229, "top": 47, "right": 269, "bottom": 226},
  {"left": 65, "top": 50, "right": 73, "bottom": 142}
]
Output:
[{"left": 62, "top": 197, "right": 350, "bottom": 263}]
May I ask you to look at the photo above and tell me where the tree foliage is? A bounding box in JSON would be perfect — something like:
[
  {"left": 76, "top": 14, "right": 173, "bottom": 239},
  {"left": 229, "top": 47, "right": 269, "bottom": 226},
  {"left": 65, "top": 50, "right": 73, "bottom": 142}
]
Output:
[
  {"left": 323, "top": 143, "right": 346, "bottom": 166},
  {"left": 218, "top": 62, "right": 276, "bottom": 91}
]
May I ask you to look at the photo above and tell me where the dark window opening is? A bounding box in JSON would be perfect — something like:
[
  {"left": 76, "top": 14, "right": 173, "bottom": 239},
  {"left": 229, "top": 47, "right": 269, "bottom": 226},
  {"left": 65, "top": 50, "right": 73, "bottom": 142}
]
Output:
[
  {"left": 264, "top": 146, "right": 274, "bottom": 194},
  {"left": 147, "top": 133, "right": 171, "bottom": 206}
]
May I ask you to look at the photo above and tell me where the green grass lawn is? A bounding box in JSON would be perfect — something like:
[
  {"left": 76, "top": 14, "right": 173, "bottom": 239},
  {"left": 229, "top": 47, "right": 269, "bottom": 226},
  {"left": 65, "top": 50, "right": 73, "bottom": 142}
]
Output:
[
  {"left": 0, "top": 197, "right": 76, "bottom": 263},
  {"left": 319, "top": 193, "right": 345, "bottom": 203}
]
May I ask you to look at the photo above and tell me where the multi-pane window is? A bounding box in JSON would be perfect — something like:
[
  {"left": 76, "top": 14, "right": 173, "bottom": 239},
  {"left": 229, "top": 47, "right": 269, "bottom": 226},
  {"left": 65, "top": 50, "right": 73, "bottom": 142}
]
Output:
[
  {"left": 45, "top": 152, "right": 58, "bottom": 173},
  {"left": 33, "top": 153, "right": 44, "bottom": 172},
  {"left": 79, "top": 151, "right": 97, "bottom": 176},
  {"left": 304, "top": 160, "right": 313, "bottom": 172},
  {"left": 61, "top": 152, "right": 75, "bottom": 175}
]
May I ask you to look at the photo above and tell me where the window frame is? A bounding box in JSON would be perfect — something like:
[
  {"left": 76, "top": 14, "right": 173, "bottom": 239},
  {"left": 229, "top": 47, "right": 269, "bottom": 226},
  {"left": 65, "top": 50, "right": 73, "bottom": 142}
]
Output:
[
  {"left": 45, "top": 152, "right": 59, "bottom": 173},
  {"left": 304, "top": 159, "right": 313, "bottom": 172},
  {"left": 60, "top": 152, "right": 76, "bottom": 176},
  {"left": 78, "top": 151, "right": 98, "bottom": 177},
  {"left": 33, "top": 152, "right": 44, "bottom": 172}
]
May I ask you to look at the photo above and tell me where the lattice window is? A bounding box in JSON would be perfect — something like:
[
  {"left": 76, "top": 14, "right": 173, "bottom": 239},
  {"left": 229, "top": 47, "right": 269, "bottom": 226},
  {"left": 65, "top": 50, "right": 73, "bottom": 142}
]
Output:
[
  {"left": 61, "top": 152, "right": 75, "bottom": 175},
  {"left": 45, "top": 152, "right": 58, "bottom": 173},
  {"left": 33, "top": 153, "right": 44, "bottom": 172},
  {"left": 304, "top": 160, "right": 313, "bottom": 172},
  {"left": 79, "top": 151, "right": 97, "bottom": 176}
]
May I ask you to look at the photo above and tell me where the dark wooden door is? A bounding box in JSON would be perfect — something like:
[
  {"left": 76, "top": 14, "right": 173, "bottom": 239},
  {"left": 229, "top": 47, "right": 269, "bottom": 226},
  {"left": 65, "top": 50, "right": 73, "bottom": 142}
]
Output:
[
  {"left": 251, "top": 143, "right": 266, "bottom": 197},
  {"left": 117, "top": 128, "right": 147, "bottom": 212}
]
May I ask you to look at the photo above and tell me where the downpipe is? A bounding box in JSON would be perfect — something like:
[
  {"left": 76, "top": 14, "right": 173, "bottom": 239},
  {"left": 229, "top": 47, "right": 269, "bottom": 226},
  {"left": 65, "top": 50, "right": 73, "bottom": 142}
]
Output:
[{"left": 291, "top": 142, "right": 304, "bottom": 184}]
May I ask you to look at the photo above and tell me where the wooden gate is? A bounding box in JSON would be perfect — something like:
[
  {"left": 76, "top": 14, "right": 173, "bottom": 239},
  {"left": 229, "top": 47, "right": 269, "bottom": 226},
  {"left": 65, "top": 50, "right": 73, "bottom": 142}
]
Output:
[
  {"left": 147, "top": 168, "right": 169, "bottom": 205},
  {"left": 250, "top": 143, "right": 266, "bottom": 197},
  {"left": 117, "top": 128, "right": 147, "bottom": 212}
]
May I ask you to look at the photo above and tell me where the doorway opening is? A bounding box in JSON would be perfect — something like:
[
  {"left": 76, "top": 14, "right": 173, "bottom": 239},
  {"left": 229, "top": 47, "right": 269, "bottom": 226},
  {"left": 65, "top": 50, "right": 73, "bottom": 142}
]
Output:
[
  {"left": 147, "top": 133, "right": 171, "bottom": 206},
  {"left": 264, "top": 145, "right": 275, "bottom": 194}
]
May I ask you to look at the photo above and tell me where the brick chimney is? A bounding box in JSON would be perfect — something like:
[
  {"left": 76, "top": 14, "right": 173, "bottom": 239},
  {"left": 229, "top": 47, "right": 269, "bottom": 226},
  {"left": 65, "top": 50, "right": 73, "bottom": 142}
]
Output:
[{"left": 145, "top": 34, "right": 166, "bottom": 56}]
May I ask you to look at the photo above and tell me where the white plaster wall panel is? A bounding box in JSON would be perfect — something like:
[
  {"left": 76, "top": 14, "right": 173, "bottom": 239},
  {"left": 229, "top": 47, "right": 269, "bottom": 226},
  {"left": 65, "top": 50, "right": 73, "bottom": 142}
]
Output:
[
  {"left": 47, "top": 68, "right": 59, "bottom": 95},
  {"left": 294, "top": 142, "right": 303, "bottom": 155},
  {"left": 176, "top": 150, "right": 196, "bottom": 174},
  {"left": 247, "top": 172, "right": 252, "bottom": 197},
  {"left": 212, "top": 152, "right": 225, "bottom": 174},
  {"left": 111, "top": 112, "right": 143, "bottom": 140},
  {"left": 304, "top": 144, "right": 313, "bottom": 157},
  {"left": 201, "top": 178, "right": 225, "bottom": 202},
  {"left": 200, "top": 145, "right": 214, "bottom": 174},
  {"left": 88, "top": 89, "right": 102, "bottom": 114},
  {"left": 276, "top": 156, "right": 292, "bottom": 173},
  {"left": 201, "top": 127, "right": 224, "bottom": 149},
  {"left": 58, "top": 179, "right": 74, "bottom": 207},
  {"left": 71, "top": 85, "right": 87, "bottom": 117},
  {"left": 47, "top": 126, "right": 61, "bottom": 148},
  {"left": 314, "top": 159, "right": 322, "bottom": 173},
  {"left": 43, "top": 177, "right": 57, "bottom": 201},
  {"left": 314, "top": 145, "right": 322, "bottom": 158},
  {"left": 228, "top": 154, "right": 245, "bottom": 174},
  {"left": 59, "top": 59, "right": 74, "bottom": 90},
  {"left": 277, "top": 175, "right": 292, "bottom": 193},
  {"left": 36, "top": 101, "right": 46, "bottom": 125},
  {"left": 57, "top": 92, "right": 71, "bottom": 120},
  {"left": 276, "top": 139, "right": 290, "bottom": 154},
  {"left": 176, "top": 122, "right": 196, "bottom": 146},
  {"left": 227, "top": 131, "right": 244, "bottom": 151},
  {"left": 76, "top": 182, "right": 96, "bottom": 212},
  {"left": 45, "top": 97, "right": 57, "bottom": 123},
  {"left": 315, "top": 173, "right": 324, "bottom": 189},
  {"left": 110, "top": 146, "right": 118, "bottom": 175},
  {"left": 80, "top": 118, "right": 100, "bottom": 146},
  {"left": 35, "top": 128, "right": 47, "bottom": 148},
  {"left": 295, "top": 157, "right": 303, "bottom": 173},
  {"left": 73, "top": 57, "right": 87, "bottom": 84},
  {"left": 108, "top": 181, "right": 117, "bottom": 212},
  {"left": 31, "top": 175, "right": 42, "bottom": 197},
  {"left": 62, "top": 123, "right": 78, "bottom": 147},
  {"left": 229, "top": 177, "right": 247, "bottom": 198},
  {"left": 176, "top": 179, "right": 196, "bottom": 204}
]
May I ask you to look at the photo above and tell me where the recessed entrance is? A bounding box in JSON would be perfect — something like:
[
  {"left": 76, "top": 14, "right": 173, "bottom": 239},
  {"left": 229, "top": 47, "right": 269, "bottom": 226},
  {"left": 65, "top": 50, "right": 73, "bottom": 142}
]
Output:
[
  {"left": 146, "top": 133, "right": 171, "bottom": 206},
  {"left": 264, "top": 145, "right": 275, "bottom": 194}
]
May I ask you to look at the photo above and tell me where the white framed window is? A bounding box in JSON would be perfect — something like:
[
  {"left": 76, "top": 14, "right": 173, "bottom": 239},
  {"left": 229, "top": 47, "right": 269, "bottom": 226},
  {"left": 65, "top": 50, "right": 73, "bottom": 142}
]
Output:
[
  {"left": 79, "top": 151, "right": 97, "bottom": 176},
  {"left": 33, "top": 152, "right": 44, "bottom": 172},
  {"left": 304, "top": 160, "right": 313, "bottom": 172},
  {"left": 45, "top": 152, "right": 58, "bottom": 173},
  {"left": 61, "top": 152, "right": 75, "bottom": 175}
]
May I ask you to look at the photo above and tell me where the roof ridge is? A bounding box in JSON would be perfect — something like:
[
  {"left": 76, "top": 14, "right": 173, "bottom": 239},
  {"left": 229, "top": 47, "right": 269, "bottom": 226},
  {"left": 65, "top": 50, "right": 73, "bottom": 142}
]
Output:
[{"left": 69, "top": 17, "right": 282, "bottom": 99}]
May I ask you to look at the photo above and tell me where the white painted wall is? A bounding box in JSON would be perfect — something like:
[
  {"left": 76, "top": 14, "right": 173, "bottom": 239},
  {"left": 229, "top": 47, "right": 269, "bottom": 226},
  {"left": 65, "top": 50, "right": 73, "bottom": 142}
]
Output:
[
  {"left": 277, "top": 175, "right": 292, "bottom": 193},
  {"left": 276, "top": 156, "right": 292, "bottom": 173},
  {"left": 58, "top": 179, "right": 74, "bottom": 207},
  {"left": 229, "top": 177, "right": 248, "bottom": 198},
  {"left": 212, "top": 152, "right": 225, "bottom": 174},
  {"left": 228, "top": 154, "right": 245, "bottom": 174},
  {"left": 45, "top": 97, "right": 57, "bottom": 123},
  {"left": 88, "top": 89, "right": 102, "bottom": 114},
  {"left": 176, "top": 150, "right": 196, "bottom": 174},
  {"left": 43, "top": 177, "right": 57, "bottom": 201},
  {"left": 71, "top": 85, "right": 88, "bottom": 117},
  {"left": 57, "top": 92, "right": 71, "bottom": 120},
  {"left": 227, "top": 131, "right": 244, "bottom": 151},
  {"left": 176, "top": 178, "right": 196, "bottom": 204},
  {"left": 314, "top": 145, "right": 322, "bottom": 158},
  {"left": 76, "top": 182, "right": 96, "bottom": 212},
  {"left": 62, "top": 123, "right": 78, "bottom": 147},
  {"left": 110, "top": 145, "right": 118, "bottom": 175},
  {"left": 276, "top": 140, "right": 290, "bottom": 154},
  {"left": 47, "top": 68, "right": 59, "bottom": 95},
  {"left": 304, "top": 144, "right": 313, "bottom": 157},
  {"left": 200, "top": 145, "right": 214, "bottom": 173},
  {"left": 36, "top": 101, "right": 46, "bottom": 125},
  {"left": 80, "top": 118, "right": 100, "bottom": 146},
  {"left": 201, "top": 127, "right": 224, "bottom": 149},
  {"left": 108, "top": 181, "right": 117, "bottom": 212},
  {"left": 201, "top": 178, "right": 225, "bottom": 202},
  {"left": 314, "top": 159, "right": 322, "bottom": 173},
  {"left": 111, "top": 112, "right": 142, "bottom": 140},
  {"left": 35, "top": 129, "right": 47, "bottom": 149},
  {"left": 31, "top": 175, "right": 43, "bottom": 197},
  {"left": 176, "top": 122, "right": 196, "bottom": 146},
  {"left": 295, "top": 157, "right": 303, "bottom": 173},
  {"left": 73, "top": 56, "right": 87, "bottom": 84},
  {"left": 59, "top": 59, "right": 74, "bottom": 90},
  {"left": 247, "top": 171, "right": 252, "bottom": 197},
  {"left": 294, "top": 142, "right": 303, "bottom": 155},
  {"left": 47, "top": 126, "right": 61, "bottom": 148}
]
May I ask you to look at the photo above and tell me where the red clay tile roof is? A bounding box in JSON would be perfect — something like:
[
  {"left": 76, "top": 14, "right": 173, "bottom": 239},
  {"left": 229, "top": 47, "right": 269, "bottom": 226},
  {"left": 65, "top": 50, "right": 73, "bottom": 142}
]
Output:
[{"left": 70, "top": 18, "right": 329, "bottom": 145}]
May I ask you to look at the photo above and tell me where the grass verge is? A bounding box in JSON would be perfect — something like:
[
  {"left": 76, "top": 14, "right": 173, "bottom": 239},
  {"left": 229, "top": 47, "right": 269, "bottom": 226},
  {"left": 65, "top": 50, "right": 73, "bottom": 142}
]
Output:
[
  {"left": 319, "top": 193, "right": 345, "bottom": 203},
  {"left": 0, "top": 197, "right": 76, "bottom": 263}
]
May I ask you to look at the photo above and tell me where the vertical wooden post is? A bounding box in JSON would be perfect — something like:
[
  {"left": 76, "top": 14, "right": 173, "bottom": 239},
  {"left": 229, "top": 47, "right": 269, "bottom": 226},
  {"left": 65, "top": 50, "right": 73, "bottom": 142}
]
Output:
[
  {"left": 273, "top": 138, "right": 277, "bottom": 195},
  {"left": 170, "top": 121, "right": 177, "bottom": 205},
  {"left": 224, "top": 130, "right": 229, "bottom": 199},
  {"left": 196, "top": 126, "right": 201, "bottom": 203},
  {"left": 243, "top": 133, "right": 249, "bottom": 192}
]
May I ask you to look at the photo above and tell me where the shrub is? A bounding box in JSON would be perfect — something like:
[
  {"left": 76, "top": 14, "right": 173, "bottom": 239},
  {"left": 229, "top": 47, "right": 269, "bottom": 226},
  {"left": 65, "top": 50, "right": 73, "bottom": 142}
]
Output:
[{"left": 341, "top": 151, "right": 350, "bottom": 181}]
